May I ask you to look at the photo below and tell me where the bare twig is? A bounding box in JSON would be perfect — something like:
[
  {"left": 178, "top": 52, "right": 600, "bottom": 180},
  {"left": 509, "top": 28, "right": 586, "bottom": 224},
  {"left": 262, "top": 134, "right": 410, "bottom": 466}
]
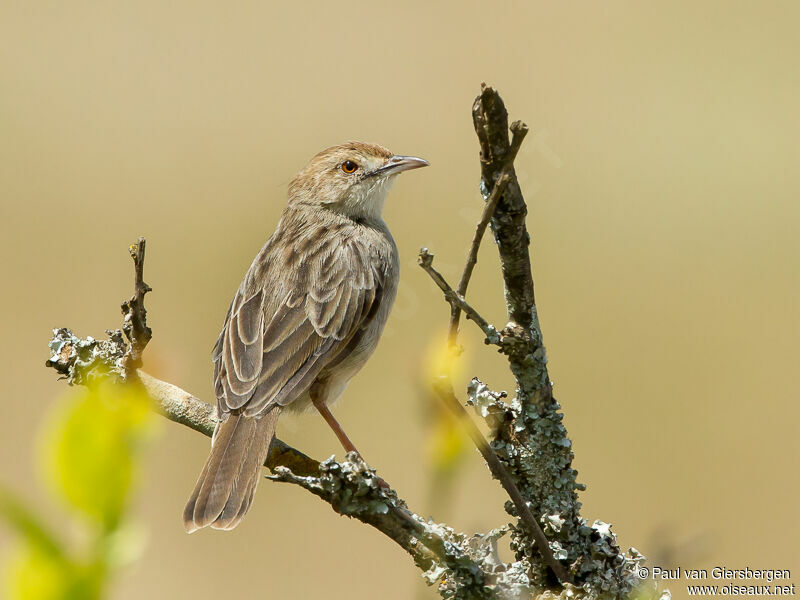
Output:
[
  {"left": 448, "top": 121, "right": 529, "bottom": 347},
  {"left": 417, "top": 248, "right": 500, "bottom": 345},
  {"left": 121, "top": 237, "right": 152, "bottom": 374}
]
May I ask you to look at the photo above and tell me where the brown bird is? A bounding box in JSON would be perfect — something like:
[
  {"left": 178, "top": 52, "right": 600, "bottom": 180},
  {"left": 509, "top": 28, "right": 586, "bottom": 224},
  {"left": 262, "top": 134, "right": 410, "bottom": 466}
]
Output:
[{"left": 183, "top": 142, "right": 428, "bottom": 532}]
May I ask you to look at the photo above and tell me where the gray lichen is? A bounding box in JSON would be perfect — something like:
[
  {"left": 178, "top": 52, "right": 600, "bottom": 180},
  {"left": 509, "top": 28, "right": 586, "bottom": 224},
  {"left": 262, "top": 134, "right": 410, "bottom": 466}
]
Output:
[
  {"left": 269, "top": 453, "right": 502, "bottom": 598},
  {"left": 467, "top": 377, "right": 512, "bottom": 433},
  {"left": 467, "top": 371, "right": 642, "bottom": 598},
  {"left": 271, "top": 453, "right": 541, "bottom": 599},
  {"left": 269, "top": 453, "right": 394, "bottom": 517},
  {"left": 46, "top": 327, "right": 128, "bottom": 384}
]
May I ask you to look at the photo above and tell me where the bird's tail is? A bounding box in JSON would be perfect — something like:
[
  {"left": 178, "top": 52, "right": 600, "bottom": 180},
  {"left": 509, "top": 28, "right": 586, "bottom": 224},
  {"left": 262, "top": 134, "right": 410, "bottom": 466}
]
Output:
[{"left": 183, "top": 407, "right": 280, "bottom": 533}]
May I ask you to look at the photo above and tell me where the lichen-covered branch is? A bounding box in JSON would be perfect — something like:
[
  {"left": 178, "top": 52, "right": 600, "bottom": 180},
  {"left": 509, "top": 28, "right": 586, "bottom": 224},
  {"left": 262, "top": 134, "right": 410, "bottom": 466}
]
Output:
[
  {"left": 414, "top": 84, "right": 644, "bottom": 596},
  {"left": 418, "top": 248, "right": 571, "bottom": 584},
  {"left": 43, "top": 85, "right": 650, "bottom": 599},
  {"left": 45, "top": 239, "right": 535, "bottom": 600},
  {"left": 473, "top": 84, "right": 639, "bottom": 592},
  {"left": 471, "top": 85, "right": 591, "bottom": 585},
  {"left": 47, "top": 330, "right": 320, "bottom": 476},
  {"left": 431, "top": 377, "right": 572, "bottom": 585},
  {"left": 472, "top": 87, "right": 537, "bottom": 331},
  {"left": 46, "top": 325, "right": 545, "bottom": 599}
]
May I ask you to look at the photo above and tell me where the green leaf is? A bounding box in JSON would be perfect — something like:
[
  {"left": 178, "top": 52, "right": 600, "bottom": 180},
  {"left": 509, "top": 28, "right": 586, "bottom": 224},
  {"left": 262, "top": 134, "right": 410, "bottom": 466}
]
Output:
[
  {"left": 0, "top": 486, "right": 64, "bottom": 559},
  {"left": 427, "top": 412, "right": 470, "bottom": 476},
  {"left": 3, "top": 545, "right": 102, "bottom": 600},
  {"left": 40, "top": 383, "right": 154, "bottom": 531},
  {"left": 3, "top": 545, "right": 72, "bottom": 600}
]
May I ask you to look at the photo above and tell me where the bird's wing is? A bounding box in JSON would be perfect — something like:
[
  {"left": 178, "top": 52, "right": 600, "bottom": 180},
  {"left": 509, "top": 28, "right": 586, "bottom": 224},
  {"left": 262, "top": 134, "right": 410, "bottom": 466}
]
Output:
[{"left": 212, "top": 236, "right": 384, "bottom": 418}]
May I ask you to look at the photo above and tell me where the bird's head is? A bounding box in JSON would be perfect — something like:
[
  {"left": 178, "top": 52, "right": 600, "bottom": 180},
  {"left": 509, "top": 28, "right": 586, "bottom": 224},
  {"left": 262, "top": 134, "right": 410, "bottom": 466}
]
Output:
[{"left": 288, "top": 142, "right": 428, "bottom": 220}]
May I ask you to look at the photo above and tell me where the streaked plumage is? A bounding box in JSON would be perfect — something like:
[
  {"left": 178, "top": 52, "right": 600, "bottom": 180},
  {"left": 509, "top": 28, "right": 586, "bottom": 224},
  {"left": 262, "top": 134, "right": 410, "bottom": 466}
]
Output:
[{"left": 183, "top": 142, "right": 427, "bottom": 532}]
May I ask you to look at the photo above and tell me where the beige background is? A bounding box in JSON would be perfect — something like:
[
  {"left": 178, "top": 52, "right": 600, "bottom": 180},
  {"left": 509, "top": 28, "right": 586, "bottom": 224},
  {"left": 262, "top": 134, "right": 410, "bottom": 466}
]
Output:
[{"left": 1, "top": 2, "right": 798, "bottom": 599}]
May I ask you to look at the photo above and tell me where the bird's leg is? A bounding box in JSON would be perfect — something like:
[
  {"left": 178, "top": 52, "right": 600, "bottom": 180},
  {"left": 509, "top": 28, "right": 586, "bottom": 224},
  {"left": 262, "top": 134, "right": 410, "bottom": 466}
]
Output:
[
  {"left": 310, "top": 387, "right": 390, "bottom": 489},
  {"left": 311, "top": 394, "right": 361, "bottom": 455}
]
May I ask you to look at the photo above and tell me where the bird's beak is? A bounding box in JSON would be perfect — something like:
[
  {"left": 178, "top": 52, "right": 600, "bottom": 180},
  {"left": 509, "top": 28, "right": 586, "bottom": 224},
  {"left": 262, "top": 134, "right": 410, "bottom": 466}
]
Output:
[{"left": 372, "top": 155, "right": 429, "bottom": 177}]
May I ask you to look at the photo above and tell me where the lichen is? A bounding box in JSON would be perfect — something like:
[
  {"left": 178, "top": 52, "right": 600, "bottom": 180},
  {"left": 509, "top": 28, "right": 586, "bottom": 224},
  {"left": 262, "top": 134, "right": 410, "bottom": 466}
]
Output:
[
  {"left": 269, "top": 453, "right": 395, "bottom": 517},
  {"left": 467, "top": 377, "right": 512, "bottom": 431},
  {"left": 46, "top": 327, "right": 128, "bottom": 385},
  {"left": 269, "top": 447, "right": 646, "bottom": 598},
  {"left": 466, "top": 371, "right": 641, "bottom": 597}
]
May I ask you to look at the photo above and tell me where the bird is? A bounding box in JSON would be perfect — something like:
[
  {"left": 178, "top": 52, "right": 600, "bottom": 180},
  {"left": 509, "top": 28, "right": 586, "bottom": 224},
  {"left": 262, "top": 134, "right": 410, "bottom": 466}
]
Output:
[{"left": 183, "top": 142, "right": 428, "bottom": 532}]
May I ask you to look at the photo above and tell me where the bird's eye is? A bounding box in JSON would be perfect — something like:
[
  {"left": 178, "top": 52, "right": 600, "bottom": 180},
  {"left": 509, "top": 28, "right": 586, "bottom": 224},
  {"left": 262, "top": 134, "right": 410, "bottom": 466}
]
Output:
[{"left": 341, "top": 160, "right": 358, "bottom": 174}]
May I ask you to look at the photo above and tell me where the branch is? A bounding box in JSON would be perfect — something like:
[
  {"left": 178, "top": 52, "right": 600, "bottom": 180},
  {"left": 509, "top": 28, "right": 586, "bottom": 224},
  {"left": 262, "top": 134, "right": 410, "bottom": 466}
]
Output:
[
  {"left": 45, "top": 86, "right": 646, "bottom": 598},
  {"left": 417, "top": 248, "right": 501, "bottom": 345},
  {"left": 471, "top": 84, "right": 640, "bottom": 593},
  {"left": 472, "top": 86, "right": 537, "bottom": 331},
  {"left": 414, "top": 84, "right": 642, "bottom": 595},
  {"left": 416, "top": 112, "right": 573, "bottom": 584},
  {"left": 47, "top": 328, "right": 522, "bottom": 597},
  {"left": 431, "top": 378, "right": 572, "bottom": 584},
  {"left": 45, "top": 239, "right": 530, "bottom": 599},
  {"left": 135, "top": 371, "right": 320, "bottom": 477},
  {"left": 418, "top": 249, "right": 571, "bottom": 584},
  {"left": 120, "top": 237, "right": 152, "bottom": 374},
  {"left": 448, "top": 121, "right": 529, "bottom": 347},
  {"left": 136, "top": 369, "right": 465, "bottom": 577}
]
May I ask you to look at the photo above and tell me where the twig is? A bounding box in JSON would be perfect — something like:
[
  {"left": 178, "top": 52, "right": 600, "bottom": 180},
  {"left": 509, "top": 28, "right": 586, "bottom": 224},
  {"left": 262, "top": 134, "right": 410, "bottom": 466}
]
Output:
[
  {"left": 121, "top": 237, "right": 152, "bottom": 374},
  {"left": 417, "top": 249, "right": 500, "bottom": 345},
  {"left": 448, "top": 121, "right": 529, "bottom": 346},
  {"left": 417, "top": 96, "right": 576, "bottom": 586},
  {"left": 418, "top": 246, "right": 572, "bottom": 584}
]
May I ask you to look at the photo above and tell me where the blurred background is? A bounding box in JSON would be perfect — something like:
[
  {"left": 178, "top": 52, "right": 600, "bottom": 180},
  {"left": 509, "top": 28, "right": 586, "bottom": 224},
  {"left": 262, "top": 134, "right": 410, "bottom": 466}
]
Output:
[{"left": 1, "top": 1, "right": 798, "bottom": 598}]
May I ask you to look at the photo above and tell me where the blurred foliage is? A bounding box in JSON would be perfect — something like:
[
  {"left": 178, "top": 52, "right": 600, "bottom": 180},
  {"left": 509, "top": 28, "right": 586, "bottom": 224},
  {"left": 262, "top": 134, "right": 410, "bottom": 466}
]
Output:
[
  {"left": 427, "top": 410, "right": 469, "bottom": 478},
  {"left": 0, "top": 382, "right": 156, "bottom": 600},
  {"left": 421, "top": 334, "right": 472, "bottom": 518},
  {"left": 423, "top": 335, "right": 471, "bottom": 478}
]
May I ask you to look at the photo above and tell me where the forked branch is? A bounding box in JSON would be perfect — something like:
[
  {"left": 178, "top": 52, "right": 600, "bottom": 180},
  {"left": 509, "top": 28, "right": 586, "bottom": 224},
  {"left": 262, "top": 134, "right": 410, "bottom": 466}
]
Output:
[
  {"left": 45, "top": 238, "right": 514, "bottom": 598},
  {"left": 448, "top": 120, "right": 529, "bottom": 347},
  {"left": 45, "top": 85, "right": 644, "bottom": 599},
  {"left": 417, "top": 84, "right": 641, "bottom": 595}
]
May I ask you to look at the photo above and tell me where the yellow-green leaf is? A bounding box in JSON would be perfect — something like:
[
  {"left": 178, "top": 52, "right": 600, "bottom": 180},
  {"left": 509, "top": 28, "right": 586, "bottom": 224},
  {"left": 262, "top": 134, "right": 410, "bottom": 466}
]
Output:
[
  {"left": 40, "top": 383, "right": 154, "bottom": 531},
  {"left": 427, "top": 411, "right": 470, "bottom": 476},
  {"left": 0, "top": 486, "right": 63, "bottom": 559},
  {"left": 2, "top": 544, "right": 102, "bottom": 600}
]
